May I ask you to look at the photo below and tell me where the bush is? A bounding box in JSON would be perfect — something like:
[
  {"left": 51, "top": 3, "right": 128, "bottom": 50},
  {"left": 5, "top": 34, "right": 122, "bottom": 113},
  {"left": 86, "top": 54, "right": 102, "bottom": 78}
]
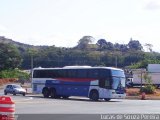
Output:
[
  {"left": 0, "top": 69, "right": 30, "bottom": 81},
  {"left": 140, "top": 85, "right": 156, "bottom": 94}
]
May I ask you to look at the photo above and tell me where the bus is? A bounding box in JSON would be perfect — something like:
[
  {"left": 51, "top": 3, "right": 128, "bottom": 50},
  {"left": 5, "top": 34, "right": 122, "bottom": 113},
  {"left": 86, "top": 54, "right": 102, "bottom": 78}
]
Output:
[{"left": 32, "top": 66, "right": 126, "bottom": 101}]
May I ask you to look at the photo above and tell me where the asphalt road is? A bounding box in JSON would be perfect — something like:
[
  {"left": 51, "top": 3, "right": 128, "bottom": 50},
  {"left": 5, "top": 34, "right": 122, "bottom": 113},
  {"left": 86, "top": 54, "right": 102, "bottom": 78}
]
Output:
[
  {"left": 16, "top": 96, "right": 160, "bottom": 114},
  {"left": 0, "top": 91, "right": 160, "bottom": 114}
]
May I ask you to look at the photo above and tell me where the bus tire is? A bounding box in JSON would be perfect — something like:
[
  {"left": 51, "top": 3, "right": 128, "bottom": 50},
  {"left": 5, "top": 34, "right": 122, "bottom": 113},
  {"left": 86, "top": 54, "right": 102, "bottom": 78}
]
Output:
[
  {"left": 104, "top": 98, "right": 111, "bottom": 101},
  {"left": 50, "top": 88, "right": 57, "bottom": 98},
  {"left": 89, "top": 90, "right": 99, "bottom": 101},
  {"left": 62, "top": 96, "right": 69, "bottom": 99},
  {"left": 42, "top": 87, "right": 50, "bottom": 98}
]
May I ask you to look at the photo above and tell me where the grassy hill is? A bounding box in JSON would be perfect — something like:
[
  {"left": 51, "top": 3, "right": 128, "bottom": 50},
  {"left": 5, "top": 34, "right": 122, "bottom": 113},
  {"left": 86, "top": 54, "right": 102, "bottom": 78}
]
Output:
[{"left": 0, "top": 36, "right": 50, "bottom": 52}]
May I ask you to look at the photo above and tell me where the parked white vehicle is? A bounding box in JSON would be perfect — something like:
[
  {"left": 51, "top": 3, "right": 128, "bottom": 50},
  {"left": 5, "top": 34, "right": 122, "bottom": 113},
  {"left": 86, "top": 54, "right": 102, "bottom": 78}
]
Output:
[{"left": 4, "top": 84, "right": 26, "bottom": 96}]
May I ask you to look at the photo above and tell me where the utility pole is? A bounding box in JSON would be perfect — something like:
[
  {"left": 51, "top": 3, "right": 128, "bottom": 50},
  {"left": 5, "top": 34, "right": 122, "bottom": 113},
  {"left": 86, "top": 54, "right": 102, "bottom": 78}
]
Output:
[
  {"left": 30, "top": 55, "right": 33, "bottom": 83},
  {"left": 115, "top": 56, "right": 117, "bottom": 68},
  {"left": 140, "top": 69, "right": 146, "bottom": 89},
  {"left": 28, "top": 48, "right": 36, "bottom": 82}
]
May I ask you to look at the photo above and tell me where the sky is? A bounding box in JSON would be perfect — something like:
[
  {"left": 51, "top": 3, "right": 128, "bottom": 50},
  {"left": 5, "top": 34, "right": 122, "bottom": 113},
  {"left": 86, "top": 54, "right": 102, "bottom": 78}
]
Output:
[{"left": 0, "top": 0, "right": 160, "bottom": 52}]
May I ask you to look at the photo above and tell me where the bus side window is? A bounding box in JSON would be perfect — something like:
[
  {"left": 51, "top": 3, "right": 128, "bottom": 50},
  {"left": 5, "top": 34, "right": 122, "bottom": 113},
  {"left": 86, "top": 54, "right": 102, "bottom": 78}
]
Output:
[
  {"left": 105, "top": 79, "right": 111, "bottom": 88},
  {"left": 67, "top": 69, "right": 77, "bottom": 78},
  {"left": 88, "top": 69, "right": 99, "bottom": 79},
  {"left": 99, "top": 78, "right": 110, "bottom": 88},
  {"left": 77, "top": 69, "right": 87, "bottom": 78},
  {"left": 61, "top": 70, "right": 67, "bottom": 78},
  {"left": 99, "top": 79, "right": 105, "bottom": 88},
  {"left": 99, "top": 69, "right": 110, "bottom": 79},
  {"left": 33, "top": 70, "right": 46, "bottom": 78},
  {"left": 33, "top": 70, "right": 38, "bottom": 78},
  {"left": 40, "top": 70, "right": 46, "bottom": 78},
  {"left": 55, "top": 70, "right": 67, "bottom": 78}
]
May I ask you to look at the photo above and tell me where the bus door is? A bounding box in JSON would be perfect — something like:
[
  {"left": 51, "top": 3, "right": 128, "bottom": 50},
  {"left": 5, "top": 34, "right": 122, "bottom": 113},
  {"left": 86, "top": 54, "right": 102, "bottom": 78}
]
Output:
[{"left": 99, "top": 78, "right": 111, "bottom": 98}]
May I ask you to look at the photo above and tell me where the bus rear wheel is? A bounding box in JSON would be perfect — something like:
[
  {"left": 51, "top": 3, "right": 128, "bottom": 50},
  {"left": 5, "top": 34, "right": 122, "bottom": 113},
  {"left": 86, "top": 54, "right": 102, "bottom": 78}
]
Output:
[
  {"left": 89, "top": 90, "right": 99, "bottom": 101},
  {"left": 62, "top": 96, "right": 69, "bottom": 99},
  {"left": 50, "top": 88, "right": 57, "bottom": 98},
  {"left": 104, "top": 98, "right": 111, "bottom": 101},
  {"left": 42, "top": 87, "right": 50, "bottom": 98}
]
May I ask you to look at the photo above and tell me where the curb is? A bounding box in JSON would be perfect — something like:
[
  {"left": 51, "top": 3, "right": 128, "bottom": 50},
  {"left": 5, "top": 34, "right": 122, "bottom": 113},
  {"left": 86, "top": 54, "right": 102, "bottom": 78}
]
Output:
[{"left": 126, "top": 95, "right": 160, "bottom": 100}]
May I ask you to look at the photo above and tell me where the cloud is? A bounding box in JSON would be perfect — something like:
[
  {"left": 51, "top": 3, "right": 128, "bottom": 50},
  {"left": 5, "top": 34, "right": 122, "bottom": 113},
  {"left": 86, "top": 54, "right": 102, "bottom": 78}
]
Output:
[
  {"left": 0, "top": 24, "right": 13, "bottom": 38},
  {"left": 0, "top": 24, "right": 8, "bottom": 33},
  {"left": 145, "top": 0, "right": 160, "bottom": 10}
]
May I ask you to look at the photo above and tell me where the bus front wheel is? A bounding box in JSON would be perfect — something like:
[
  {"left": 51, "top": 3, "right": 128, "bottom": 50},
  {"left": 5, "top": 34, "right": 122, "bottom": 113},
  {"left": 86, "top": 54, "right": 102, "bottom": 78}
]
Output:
[
  {"left": 89, "top": 90, "right": 99, "bottom": 101},
  {"left": 42, "top": 87, "right": 50, "bottom": 98}
]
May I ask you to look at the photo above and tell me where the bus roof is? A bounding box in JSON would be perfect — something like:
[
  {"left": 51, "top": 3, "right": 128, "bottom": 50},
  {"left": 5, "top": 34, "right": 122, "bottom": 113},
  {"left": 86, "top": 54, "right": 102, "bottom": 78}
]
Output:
[{"left": 33, "top": 66, "right": 123, "bottom": 71}]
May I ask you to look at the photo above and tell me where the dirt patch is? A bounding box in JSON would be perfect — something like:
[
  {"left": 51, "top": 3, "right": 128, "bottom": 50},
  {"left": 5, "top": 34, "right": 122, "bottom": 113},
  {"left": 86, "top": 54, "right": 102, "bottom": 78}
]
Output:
[
  {"left": 126, "top": 88, "right": 160, "bottom": 100},
  {"left": 0, "top": 78, "right": 17, "bottom": 86}
]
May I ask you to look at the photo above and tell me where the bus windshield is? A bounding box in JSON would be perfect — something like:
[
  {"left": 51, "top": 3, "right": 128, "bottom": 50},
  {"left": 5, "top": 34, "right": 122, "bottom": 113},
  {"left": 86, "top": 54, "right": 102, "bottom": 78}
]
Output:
[
  {"left": 112, "top": 77, "right": 125, "bottom": 89},
  {"left": 111, "top": 69, "right": 126, "bottom": 90}
]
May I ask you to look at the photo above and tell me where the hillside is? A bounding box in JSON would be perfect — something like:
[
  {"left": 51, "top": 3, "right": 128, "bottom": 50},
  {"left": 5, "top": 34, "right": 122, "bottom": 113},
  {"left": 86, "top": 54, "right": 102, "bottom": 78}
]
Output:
[
  {"left": 0, "top": 36, "right": 33, "bottom": 48},
  {"left": 1, "top": 35, "right": 160, "bottom": 69},
  {"left": 0, "top": 36, "right": 49, "bottom": 50}
]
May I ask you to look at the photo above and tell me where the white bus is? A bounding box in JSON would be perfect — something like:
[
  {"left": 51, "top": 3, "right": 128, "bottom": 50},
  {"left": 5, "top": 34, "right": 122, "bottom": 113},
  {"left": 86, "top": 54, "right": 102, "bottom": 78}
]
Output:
[{"left": 32, "top": 66, "right": 126, "bottom": 101}]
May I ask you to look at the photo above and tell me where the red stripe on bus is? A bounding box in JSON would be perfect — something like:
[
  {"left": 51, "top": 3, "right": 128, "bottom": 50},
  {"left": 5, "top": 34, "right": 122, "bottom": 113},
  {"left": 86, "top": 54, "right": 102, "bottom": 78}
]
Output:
[{"left": 54, "top": 78, "right": 96, "bottom": 82}]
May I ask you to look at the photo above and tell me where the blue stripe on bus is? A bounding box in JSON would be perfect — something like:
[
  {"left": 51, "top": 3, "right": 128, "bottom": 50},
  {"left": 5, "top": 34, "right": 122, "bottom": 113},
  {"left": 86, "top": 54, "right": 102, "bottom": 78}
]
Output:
[{"left": 45, "top": 80, "right": 91, "bottom": 97}]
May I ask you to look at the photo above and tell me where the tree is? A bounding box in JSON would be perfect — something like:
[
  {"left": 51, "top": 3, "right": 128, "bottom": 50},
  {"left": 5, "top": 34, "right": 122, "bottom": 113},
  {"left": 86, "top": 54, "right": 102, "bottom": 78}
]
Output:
[
  {"left": 144, "top": 43, "right": 153, "bottom": 52},
  {"left": 97, "top": 39, "right": 107, "bottom": 50},
  {"left": 128, "top": 38, "right": 143, "bottom": 51},
  {"left": 140, "top": 72, "right": 156, "bottom": 94},
  {"left": 0, "top": 43, "right": 22, "bottom": 70},
  {"left": 76, "top": 36, "right": 95, "bottom": 49},
  {"left": 97, "top": 39, "right": 114, "bottom": 50},
  {"left": 119, "top": 44, "right": 128, "bottom": 52}
]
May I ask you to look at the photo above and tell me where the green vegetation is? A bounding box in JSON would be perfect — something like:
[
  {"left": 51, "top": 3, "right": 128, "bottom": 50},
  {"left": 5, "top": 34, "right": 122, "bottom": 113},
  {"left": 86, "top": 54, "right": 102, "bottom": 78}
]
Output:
[
  {"left": 1, "top": 35, "right": 160, "bottom": 71},
  {"left": 1, "top": 35, "right": 160, "bottom": 87},
  {"left": 140, "top": 85, "right": 156, "bottom": 94},
  {"left": 0, "top": 69, "right": 29, "bottom": 80},
  {"left": 140, "top": 73, "right": 156, "bottom": 94},
  {"left": 0, "top": 43, "right": 22, "bottom": 70}
]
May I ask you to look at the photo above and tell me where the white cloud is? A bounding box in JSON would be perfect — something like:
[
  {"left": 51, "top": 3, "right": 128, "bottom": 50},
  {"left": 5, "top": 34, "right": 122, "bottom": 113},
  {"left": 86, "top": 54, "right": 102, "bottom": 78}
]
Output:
[
  {"left": 0, "top": 24, "right": 14, "bottom": 39},
  {"left": 145, "top": 0, "right": 160, "bottom": 10},
  {"left": 0, "top": 24, "right": 8, "bottom": 35}
]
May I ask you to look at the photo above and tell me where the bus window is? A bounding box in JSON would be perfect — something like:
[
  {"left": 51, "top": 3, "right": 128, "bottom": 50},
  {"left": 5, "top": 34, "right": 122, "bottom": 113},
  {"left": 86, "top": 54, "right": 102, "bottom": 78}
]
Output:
[
  {"left": 112, "top": 77, "right": 120, "bottom": 89},
  {"left": 77, "top": 69, "right": 87, "bottom": 78},
  {"left": 99, "top": 78, "right": 110, "bottom": 89},
  {"left": 105, "top": 79, "right": 110, "bottom": 88},
  {"left": 99, "top": 69, "right": 110, "bottom": 79},
  {"left": 88, "top": 69, "right": 99, "bottom": 78},
  {"left": 111, "top": 70, "right": 125, "bottom": 77},
  {"left": 67, "top": 69, "right": 77, "bottom": 78},
  {"left": 42, "top": 70, "right": 56, "bottom": 78},
  {"left": 55, "top": 69, "right": 67, "bottom": 78},
  {"left": 112, "top": 77, "right": 125, "bottom": 89},
  {"left": 33, "top": 70, "right": 39, "bottom": 78},
  {"left": 33, "top": 70, "right": 48, "bottom": 78},
  {"left": 99, "top": 79, "right": 104, "bottom": 88}
]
